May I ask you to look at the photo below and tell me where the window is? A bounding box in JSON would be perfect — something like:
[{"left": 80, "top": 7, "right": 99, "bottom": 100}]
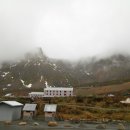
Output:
[{"left": 64, "top": 91, "right": 66, "bottom": 96}]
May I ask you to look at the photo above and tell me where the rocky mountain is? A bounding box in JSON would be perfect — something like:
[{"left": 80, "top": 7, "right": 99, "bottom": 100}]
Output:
[
  {"left": 0, "top": 48, "right": 130, "bottom": 91},
  {"left": 0, "top": 48, "right": 75, "bottom": 90},
  {"left": 75, "top": 54, "right": 130, "bottom": 86}
]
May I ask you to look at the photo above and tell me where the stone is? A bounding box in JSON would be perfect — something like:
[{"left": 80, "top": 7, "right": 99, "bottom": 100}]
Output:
[
  {"left": 48, "top": 121, "right": 58, "bottom": 127},
  {"left": 19, "top": 122, "right": 27, "bottom": 125},
  {"left": 117, "top": 123, "right": 125, "bottom": 130},
  {"left": 33, "top": 122, "right": 39, "bottom": 126},
  {"left": 96, "top": 124, "right": 106, "bottom": 129}
]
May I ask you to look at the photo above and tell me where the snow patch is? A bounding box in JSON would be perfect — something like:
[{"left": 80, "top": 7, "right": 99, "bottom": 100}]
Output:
[
  {"left": 84, "top": 71, "right": 90, "bottom": 76},
  {"left": 26, "top": 84, "right": 32, "bottom": 88},
  {"left": 7, "top": 84, "right": 11, "bottom": 87},
  {"left": 24, "top": 60, "right": 31, "bottom": 67},
  {"left": 21, "top": 79, "right": 24, "bottom": 85},
  {"left": 66, "top": 78, "right": 69, "bottom": 83},
  {"left": 40, "top": 75, "right": 43, "bottom": 82},
  {"left": 5, "top": 93, "right": 12, "bottom": 97},
  {"left": 3, "top": 88, "right": 7, "bottom": 91},
  {"left": 53, "top": 64, "right": 57, "bottom": 70},
  {"left": 1, "top": 72, "right": 9, "bottom": 77},
  {"left": 34, "top": 62, "right": 41, "bottom": 66},
  {"left": 10, "top": 64, "right": 16, "bottom": 68},
  {"left": 45, "top": 81, "right": 49, "bottom": 88},
  {"left": 20, "top": 79, "right": 32, "bottom": 88}
]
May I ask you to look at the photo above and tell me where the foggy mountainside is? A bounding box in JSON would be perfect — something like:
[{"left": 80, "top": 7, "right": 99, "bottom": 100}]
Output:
[
  {"left": 0, "top": 48, "right": 130, "bottom": 90},
  {"left": 0, "top": 0, "right": 130, "bottom": 93}
]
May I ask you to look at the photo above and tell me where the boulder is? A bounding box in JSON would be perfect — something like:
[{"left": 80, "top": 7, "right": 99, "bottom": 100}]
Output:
[
  {"left": 96, "top": 124, "right": 106, "bottom": 129},
  {"left": 48, "top": 121, "right": 58, "bottom": 127},
  {"left": 19, "top": 122, "right": 27, "bottom": 125},
  {"left": 4, "top": 121, "right": 11, "bottom": 125},
  {"left": 117, "top": 123, "right": 125, "bottom": 130},
  {"left": 33, "top": 122, "right": 39, "bottom": 126}
]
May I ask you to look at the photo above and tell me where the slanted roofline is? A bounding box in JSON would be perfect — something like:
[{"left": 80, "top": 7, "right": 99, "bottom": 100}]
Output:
[
  {"left": 0, "top": 101, "right": 23, "bottom": 107},
  {"left": 29, "top": 92, "right": 44, "bottom": 94},
  {"left": 44, "top": 87, "right": 73, "bottom": 91},
  {"left": 44, "top": 104, "right": 57, "bottom": 112},
  {"left": 23, "top": 103, "right": 37, "bottom": 111}
]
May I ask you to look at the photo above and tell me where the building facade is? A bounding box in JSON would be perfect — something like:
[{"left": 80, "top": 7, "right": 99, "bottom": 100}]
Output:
[
  {"left": 29, "top": 92, "right": 44, "bottom": 98},
  {"left": 44, "top": 87, "right": 73, "bottom": 97}
]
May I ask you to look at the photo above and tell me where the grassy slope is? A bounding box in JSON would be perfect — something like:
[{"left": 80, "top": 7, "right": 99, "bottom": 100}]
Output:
[{"left": 76, "top": 82, "right": 130, "bottom": 96}]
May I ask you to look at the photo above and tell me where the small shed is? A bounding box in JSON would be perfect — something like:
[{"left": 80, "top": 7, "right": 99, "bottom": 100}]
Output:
[
  {"left": 0, "top": 101, "right": 23, "bottom": 121},
  {"left": 23, "top": 103, "right": 37, "bottom": 119},
  {"left": 44, "top": 104, "right": 57, "bottom": 121}
]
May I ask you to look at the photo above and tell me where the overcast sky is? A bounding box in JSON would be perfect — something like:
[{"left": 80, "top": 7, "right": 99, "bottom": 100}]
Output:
[{"left": 0, "top": 0, "right": 130, "bottom": 61}]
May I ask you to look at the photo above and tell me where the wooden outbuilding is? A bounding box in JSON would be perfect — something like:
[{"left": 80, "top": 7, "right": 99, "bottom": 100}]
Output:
[
  {"left": 44, "top": 104, "right": 57, "bottom": 121},
  {"left": 23, "top": 103, "right": 37, "bottom": 120}
]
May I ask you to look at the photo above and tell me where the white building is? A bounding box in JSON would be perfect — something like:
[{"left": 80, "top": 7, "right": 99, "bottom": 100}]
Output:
[
  {"left": 29, "top": 92, "right": 44, "bottom": 98},
  {"left": 44, "top": 87, "right": 73, "bottom": 97}
]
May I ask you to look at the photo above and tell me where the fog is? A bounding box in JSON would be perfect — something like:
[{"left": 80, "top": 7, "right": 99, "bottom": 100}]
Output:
[{"left": 0, "top": 0, "right": 130, "bottom": 61}]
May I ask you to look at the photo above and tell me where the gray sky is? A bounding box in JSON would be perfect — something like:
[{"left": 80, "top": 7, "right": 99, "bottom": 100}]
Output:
[{"left": 0, "top": 0, "right": 130, "bottom": 61}]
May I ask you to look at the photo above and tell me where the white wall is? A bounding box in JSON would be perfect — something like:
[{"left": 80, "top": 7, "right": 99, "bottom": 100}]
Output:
[
  {"left": 0, "top": 104, "right": 22, "bottom": 121},
  {"left": 44, "top": 89, "right": 73, "bottom": 97}
]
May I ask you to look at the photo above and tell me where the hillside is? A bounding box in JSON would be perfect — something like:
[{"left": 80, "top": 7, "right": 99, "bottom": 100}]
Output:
[
  {"left": 0, "top": 48, "right": 74, "bottom": 90},
  {"left": 76, "top": 82, "right": 130, "bottom": 96},
  {"left": 0, "top": 48, "right": 130, "bottom": 94}
]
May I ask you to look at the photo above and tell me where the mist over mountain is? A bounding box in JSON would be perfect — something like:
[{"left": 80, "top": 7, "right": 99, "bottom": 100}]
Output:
[
  {"left": 0, "top": 48, "right": 130, "bottom": 92},
  {"left": 0, "top": 0, "right": 130, "bottom": 61}
]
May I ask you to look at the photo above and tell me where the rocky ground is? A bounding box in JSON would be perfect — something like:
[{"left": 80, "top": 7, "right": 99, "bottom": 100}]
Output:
[{"left": 1, "top": 120, "right": 130, "bottom": 130}]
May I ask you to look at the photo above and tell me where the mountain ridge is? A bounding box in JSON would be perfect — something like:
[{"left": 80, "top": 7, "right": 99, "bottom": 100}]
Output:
[{"left": 0, "top": 48, "right": 130, "bottom": 91}]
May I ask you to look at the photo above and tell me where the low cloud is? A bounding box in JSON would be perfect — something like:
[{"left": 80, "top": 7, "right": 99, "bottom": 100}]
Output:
[{"left": 0, "top": 0, "right": 130, "bottom": 61}]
